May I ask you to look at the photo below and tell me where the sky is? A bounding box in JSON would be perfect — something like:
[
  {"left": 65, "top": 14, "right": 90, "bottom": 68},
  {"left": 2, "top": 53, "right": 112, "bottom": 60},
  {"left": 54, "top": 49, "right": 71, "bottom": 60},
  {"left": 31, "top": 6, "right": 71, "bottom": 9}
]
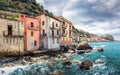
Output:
[{"left": 36, "top": 0, "right": 120, "bottom": 41}]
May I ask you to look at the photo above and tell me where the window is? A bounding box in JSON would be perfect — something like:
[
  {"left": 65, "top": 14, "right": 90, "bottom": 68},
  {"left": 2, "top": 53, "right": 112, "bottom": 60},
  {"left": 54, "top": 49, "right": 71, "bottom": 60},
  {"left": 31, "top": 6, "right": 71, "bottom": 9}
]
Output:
[
  {"left": 52, "top": 30, "right": 54, "bottom": 36},
  {"left": 56, "top": 23, "right": 58, "bottom": 27},
  {"left": 8, "top": 25, "right": 12, "bottom": 36},
  {"left": 34, "top": 40, "right": 37, "bottom": 46},
  {"left": 57, "top": 30, "right": 59, "bottom": 35},
  {"left": 30, "top": 22, "right": 34, "bottom": 28},
  {"left": 52, "top": 22, "right": 54, "bottom": 28},
  {"left": 42, "top": 21, "right": 44, "bottom": 25},
  {"left": 31, "top": 31, "right": 34, "bottom": 36},
  {"left": 43, "top": 29, "right": 45, "bottom": 36}
]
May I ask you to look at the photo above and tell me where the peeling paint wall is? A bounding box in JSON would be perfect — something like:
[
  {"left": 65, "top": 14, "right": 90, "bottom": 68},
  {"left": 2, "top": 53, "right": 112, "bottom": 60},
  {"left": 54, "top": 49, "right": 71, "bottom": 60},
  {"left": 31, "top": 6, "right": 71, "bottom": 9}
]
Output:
[{"left": 0, "top": 18, "right": 24, "bottom": 56}]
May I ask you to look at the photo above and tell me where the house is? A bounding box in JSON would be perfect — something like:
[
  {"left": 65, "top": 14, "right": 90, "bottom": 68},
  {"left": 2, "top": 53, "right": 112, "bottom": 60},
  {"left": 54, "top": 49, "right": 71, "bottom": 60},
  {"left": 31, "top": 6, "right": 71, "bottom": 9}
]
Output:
[
  {"left": 19, "top": 15, "right": 41, "bottom": 51},
  {"left": 37, "top": 14, "right": 62, "bottom": 50},
  {"left": 72, "top": 32, "right": 81, "bottom": 45},
  {"left": 57, "top": 16, "right": 73, "bottom": 46},
  {"left": 0, "top": 14, "right": 24, "bottom": 56}
]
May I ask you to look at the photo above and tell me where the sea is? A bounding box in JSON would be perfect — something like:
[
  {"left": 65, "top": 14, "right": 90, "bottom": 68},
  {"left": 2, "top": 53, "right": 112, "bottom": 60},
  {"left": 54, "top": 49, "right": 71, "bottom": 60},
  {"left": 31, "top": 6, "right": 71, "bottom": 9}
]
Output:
[{"left": 0, "top": 42, "right": 120, "bottom": 75}]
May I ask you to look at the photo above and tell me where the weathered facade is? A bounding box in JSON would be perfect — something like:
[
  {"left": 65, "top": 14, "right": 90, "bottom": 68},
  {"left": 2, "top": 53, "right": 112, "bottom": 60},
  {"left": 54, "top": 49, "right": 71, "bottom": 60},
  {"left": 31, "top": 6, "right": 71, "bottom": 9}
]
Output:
[
  {"left": 19, "top": 15, "right": 41, "bottom": 51},
  {"left": 37, "top": 14, "right": 48, "bottom": 49},
  {"left": 37, "top": 15, "right": 62, "bottom": 50},
  {"left": 72, "top": 32, "right": 81, "bottom": 45},
  {"left": 57, "top": 16, "right": 73, "bottom": 46},
  {"left": 0, "top": 18, "right": 24, "bottom": 56}
]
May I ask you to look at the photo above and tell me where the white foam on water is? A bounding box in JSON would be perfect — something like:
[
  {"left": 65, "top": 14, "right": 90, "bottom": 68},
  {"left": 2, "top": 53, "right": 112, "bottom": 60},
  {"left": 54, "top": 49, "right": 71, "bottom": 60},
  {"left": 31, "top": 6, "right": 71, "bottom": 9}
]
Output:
[{"left": 0, "top": 65, "right": 29, "bottom": 75}]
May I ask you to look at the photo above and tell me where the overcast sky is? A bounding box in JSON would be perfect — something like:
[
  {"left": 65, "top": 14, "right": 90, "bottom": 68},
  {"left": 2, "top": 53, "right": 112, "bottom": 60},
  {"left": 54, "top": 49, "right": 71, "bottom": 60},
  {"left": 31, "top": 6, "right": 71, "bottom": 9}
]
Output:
[{"left": 36, "top": 0, "right": 120, "bottom": 41}]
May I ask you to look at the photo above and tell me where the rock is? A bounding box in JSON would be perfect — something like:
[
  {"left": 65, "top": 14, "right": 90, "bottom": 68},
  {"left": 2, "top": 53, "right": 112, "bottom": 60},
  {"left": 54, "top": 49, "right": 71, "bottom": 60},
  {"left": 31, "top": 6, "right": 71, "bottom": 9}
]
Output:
[
  {"left": 24, "top": 56, "right": 33, "bottom": 62},
  {"left": 19, "top": 59, "right": 27, "bottom": 65},
  {"left": 3, "top": 63, "right": 11, "bottom": 67},
  {"left": 79, "top": 60, "right": 93, "bottom": 70},
  {"left": 76, "top": 41, "right": 92, "bottom": 50},
  {"left": 53, "top": 70, "right": 64, "bottom": 75},
  {"left": 97, "top": 48, "right": 104, "bottom": 52},
  {"left": 68, "top": 49, "right": 75, "bottom": 53},
  {"left": 62, "top": 60, "right": 72, "bottom": 66}
]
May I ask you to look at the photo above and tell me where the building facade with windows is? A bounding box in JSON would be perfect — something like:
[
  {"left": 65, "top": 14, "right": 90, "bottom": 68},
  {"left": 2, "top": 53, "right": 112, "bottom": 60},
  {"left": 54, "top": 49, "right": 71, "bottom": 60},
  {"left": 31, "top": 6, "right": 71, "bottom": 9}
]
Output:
[
  {"left": 37, "top": 14, "right": 48, "bottom": 49},
  {"left": 0, "top": 16, "right": 24, "bottom": 56},
  {"left": 37, "top": 15, "right": 62, "bottom": 50},
  {"left": 19, "top": 15, "right": 41, "bottom": 51},
  {"left": 57, "top": 16, "right": 73, "bottom": 46}
]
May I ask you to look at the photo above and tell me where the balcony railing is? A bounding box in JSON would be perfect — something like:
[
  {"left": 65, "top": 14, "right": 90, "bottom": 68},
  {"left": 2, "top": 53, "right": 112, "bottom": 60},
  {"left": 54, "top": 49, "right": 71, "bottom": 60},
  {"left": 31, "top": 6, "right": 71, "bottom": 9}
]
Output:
[
  {"left": 62, "top": 33, "right": 67, "bottom": 37},
  {"left": 28, "top": 26, "right": 39, "bottom": 30},
  {"left": 50, "top": 26, "right": 59, "bottom": 30},
  {"left": 62, "top": 25, "right": 67, "bottom": 29},
  {"left": 3, "top": 30, "right": 24, "bottom": 37}
]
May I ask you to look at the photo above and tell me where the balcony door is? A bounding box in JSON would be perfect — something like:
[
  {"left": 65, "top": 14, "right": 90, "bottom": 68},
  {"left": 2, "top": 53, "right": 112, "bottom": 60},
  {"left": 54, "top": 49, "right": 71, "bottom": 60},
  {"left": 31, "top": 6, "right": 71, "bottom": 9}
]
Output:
[{"left": 8, "top": 25, "right": 12, "bottom": 36}]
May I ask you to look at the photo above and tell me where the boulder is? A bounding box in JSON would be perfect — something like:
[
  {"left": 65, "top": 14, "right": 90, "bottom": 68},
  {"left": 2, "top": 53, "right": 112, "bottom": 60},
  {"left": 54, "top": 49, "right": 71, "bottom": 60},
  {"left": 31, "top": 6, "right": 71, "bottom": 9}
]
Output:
[
  {"left": 76, "top": 41, "right": 92, "bottom": 50},
  {"left": 68, "top": 49, "right": 75, "bottom": 53},
  {"left": 79, "top": 60, "right": 93, "bottom": 70},
  {"left": 97, "top": 48, "right": 104, "bottom": 52},
  {"left": 62, "top": 60, "right": 72, "bottom": 66}
]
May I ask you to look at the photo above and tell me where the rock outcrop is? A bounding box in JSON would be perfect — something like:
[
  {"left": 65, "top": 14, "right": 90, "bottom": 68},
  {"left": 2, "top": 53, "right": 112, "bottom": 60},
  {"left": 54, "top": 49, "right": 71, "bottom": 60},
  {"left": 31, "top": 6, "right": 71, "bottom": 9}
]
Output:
[
  {"left": 79, "top": 60, "right": 93, "bottom": 70},
  {"left": 97, "top": 48, "right": 104, "bottom": 52},
  {"left": 76, "top": 41, "right": 92, "bottom": 50}
]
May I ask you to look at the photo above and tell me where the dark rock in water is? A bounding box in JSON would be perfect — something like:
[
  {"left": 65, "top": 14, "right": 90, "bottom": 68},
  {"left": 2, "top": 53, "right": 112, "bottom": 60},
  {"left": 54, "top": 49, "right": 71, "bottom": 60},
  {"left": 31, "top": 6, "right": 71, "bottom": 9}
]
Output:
[
  {"left": 97, "top": 48, "right": 104, "bottom": 52},
  {"left": 62, "top": 60, "right": 72, "bottom": 66},
  {"left": 76, "top": 41, "right": 92, "bottom": 50},
  {"left": 79, "top": 60, "right": 93, "bottom": 70},
  {"left": 24, "top": 56, "right": 33, "bottom": 62}
]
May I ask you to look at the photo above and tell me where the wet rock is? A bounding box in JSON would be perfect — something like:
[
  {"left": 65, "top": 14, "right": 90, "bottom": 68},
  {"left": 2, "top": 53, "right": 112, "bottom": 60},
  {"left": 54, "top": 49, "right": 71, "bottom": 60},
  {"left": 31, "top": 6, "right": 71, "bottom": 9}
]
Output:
[
  {"left": 79, "top": 60, "right": 93, "bottom": 70},
  {"left": 19, "top": 59, "right": 27, "bottom": 65},
  {"left": 3, "top": 63, "right": 11, "bottom": 67},
  {"left": 68, "top": 49, "right": 75, "bottom": 53},
  {"left": 24, "top": 56, "right": 33, "bottom": 62},
  {"left": 76, "top": 41, "right": 92, "bottom": 50},
  {"left": 53, "top": 70, "right": 64, "bottom": 75},
  {"left": 97, "top": 48, "right": 104, "bottom": 52},
  {"left": 62, "top": 60, "right": 72, "bottom": 66}
]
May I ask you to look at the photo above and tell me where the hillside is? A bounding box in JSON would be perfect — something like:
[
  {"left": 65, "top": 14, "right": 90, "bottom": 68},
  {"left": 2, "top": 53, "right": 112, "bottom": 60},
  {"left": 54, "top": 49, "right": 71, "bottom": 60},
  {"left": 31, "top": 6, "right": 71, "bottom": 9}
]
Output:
[
  {"left": 73, "top": 26, "right": 114, "bottom": 42},
  {"left": 0, "top": 0, "right": 53, "bottom": 16}
]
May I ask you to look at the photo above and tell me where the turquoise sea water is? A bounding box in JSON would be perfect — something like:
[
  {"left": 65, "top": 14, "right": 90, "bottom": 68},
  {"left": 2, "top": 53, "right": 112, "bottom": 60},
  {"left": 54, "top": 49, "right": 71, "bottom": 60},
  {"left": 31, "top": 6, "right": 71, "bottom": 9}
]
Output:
[{"left": 0, "top": 42, "right": 120, "bottom": 75}]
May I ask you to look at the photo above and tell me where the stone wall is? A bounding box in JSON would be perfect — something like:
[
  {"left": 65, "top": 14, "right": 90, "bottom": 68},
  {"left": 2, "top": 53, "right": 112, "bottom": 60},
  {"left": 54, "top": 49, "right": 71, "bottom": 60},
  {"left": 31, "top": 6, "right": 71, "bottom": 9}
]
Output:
[{"left": 0, "top": 18, "right": 24, "bottom": 57}]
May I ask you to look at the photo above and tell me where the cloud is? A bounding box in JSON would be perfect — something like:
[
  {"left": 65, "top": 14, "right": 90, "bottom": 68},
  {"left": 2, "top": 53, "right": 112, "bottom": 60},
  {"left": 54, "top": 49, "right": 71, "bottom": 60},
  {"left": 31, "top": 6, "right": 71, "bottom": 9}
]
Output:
[{"left": 36, "top": 0, "right": 120, "bottom": 40}]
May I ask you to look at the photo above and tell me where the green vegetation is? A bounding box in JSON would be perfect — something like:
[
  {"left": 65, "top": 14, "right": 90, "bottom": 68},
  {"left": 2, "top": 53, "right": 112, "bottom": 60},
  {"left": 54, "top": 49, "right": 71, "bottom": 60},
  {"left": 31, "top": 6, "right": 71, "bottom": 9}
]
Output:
[{"left": 0, "top": 0, "right": 53, "bottom": 16}]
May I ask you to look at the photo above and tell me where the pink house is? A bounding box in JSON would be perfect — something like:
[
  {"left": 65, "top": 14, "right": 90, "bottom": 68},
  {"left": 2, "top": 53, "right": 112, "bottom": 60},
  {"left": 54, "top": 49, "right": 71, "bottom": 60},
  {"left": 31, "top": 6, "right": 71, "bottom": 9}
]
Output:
[{"left": 19, "top": 15, "right": 41, "bottom": 51}]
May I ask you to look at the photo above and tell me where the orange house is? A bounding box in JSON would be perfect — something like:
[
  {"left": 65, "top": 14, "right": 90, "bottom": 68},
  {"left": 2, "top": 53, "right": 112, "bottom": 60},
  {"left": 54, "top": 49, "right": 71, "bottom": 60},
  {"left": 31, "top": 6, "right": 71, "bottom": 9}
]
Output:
[
  {"left": 57, "top": 16, "right": 73, "bottom": 46},
  {"left": 19, "top": 15, "right": 41, "bottom": 51}
]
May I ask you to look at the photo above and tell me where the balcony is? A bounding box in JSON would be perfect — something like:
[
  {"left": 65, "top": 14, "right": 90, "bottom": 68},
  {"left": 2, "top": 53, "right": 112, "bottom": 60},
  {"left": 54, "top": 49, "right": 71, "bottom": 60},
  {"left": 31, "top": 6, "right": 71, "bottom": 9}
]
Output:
[
  {"left": 62, "top": 33, "right": 67, "bottom": 37},
  {"left": 69, "top": 27, "right": 72, "bottom": 30},
  {"left": 50, "top": 26, "right": 59, "bottom": 30},
  {"left": 62, "top": 24, "right": 67, "bottom": 29},
  {"left": 28, "top": 26, "right": 39, "bottom": 31},
  {"left": 3, "top": 30, "right": 24, "bottom": 37}
]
